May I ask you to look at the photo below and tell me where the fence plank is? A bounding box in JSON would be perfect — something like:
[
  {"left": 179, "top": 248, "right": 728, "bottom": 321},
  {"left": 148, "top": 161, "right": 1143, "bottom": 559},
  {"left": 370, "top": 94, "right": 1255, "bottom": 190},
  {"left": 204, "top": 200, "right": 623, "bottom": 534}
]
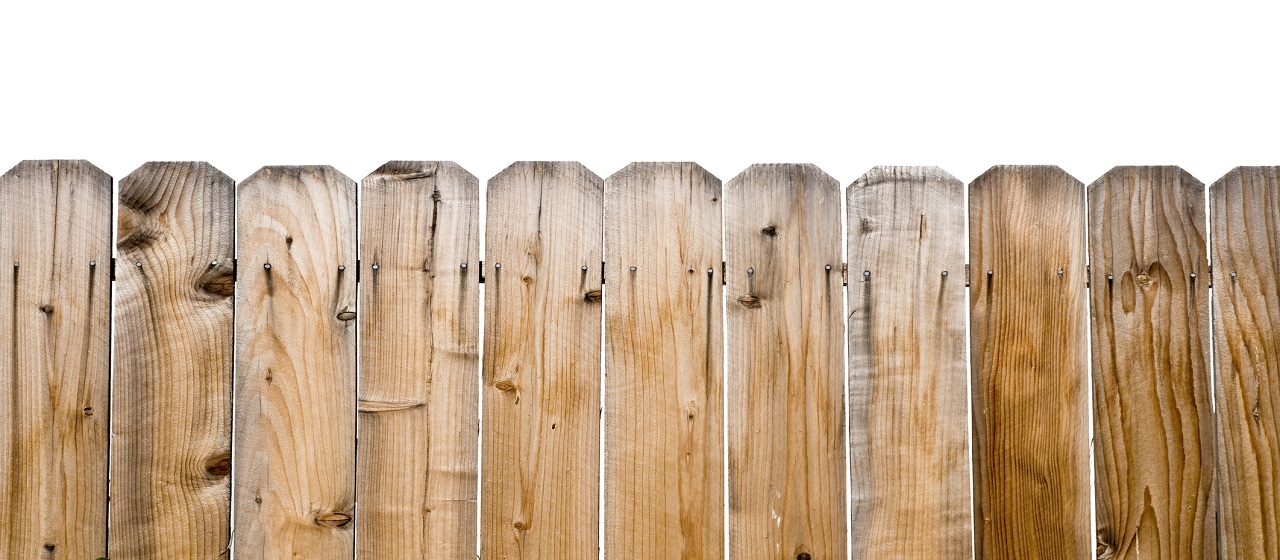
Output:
[
  {"left": 233, "top": 166, "right": 357, "bottom": 559},
  {"left": 603, "top": 162, "right": 724, "bottom": 559},
  {"left": 847, "top": 166, "right": 970, "bottom": 558},
  {"left": 1089, "top": 166, "right": 1215, "bottom": 560},
  {"left": 110, "top": 162, "right": 235, "bottom": 559},
  {"left": 481, "top": 161, "right": 603, "bottom": 559},
  {"left": 358, "top": 161, "right": 480, "bottom": 558},
  {"left": 969, "top": 165, "right": 1089, "bottom": 559},
  {"left": 725, "top": 163, "right": 845, "bottom": 559},
  {"left": 1211, "top": 166, "right": 1280, "bottom": 560},
  {"left": 0, "top": 160, "right": 112, "bottom": 560}
]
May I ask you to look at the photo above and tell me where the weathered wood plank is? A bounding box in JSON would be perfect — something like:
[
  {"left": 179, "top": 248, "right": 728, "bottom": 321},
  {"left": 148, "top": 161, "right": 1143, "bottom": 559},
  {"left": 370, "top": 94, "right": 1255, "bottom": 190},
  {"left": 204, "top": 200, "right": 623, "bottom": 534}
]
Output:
[
  {"left": 110, "top": 162, "right": 235, "bottom": 559},
  {"left": 233, "top": 166, "right": 356, "bottom": 559},
  {"left": 1090, "top": 166, "right": 1215, "bottom": 560},
  {"left": 603, "top": 162, "right": 724, "bottom": 559},
  {"left": 1211, "top": 166, "right": 1280, "bottom": 560},
  {"left": 481, "top": 161, "right": 602, "bottom": 559},
  {"left": 969, "top": 165, "right": 1089, "bottom": 560},
  {"left": 0, "top": 160, "right": 112, "bottom": 560},
  {"left": 725, "top": 163, "right": 846, "bottom": 560},
  {"left": 847, "top": 166, "right": 970, "bottom": 559},
  {"left": 358, "top": 161, "right": 480, "bottom": 558}
]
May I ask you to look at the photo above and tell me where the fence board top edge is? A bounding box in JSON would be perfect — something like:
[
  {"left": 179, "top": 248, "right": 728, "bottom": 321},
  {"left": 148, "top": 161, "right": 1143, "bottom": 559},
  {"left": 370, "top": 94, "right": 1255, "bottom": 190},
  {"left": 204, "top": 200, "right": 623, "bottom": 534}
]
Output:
[
  {"left": 364, "top": 160, "right": 476, "bottom": 183},
  {"left": 848, "top": 165, "right": 961, "bottom": 190},
  {"left": 1208, "top": 165, "right": 1280, "bottom": 191},
  {"left": 970, "top": 164, "right": 1084, "bottom": 189},
  {"left": 2, "top": 159, "right": 112, "bottom": 183},
  {"left": 1087, "top": 165, "right": 1203, "bottom": 191},
  {"left": 121, "top": 161, "right": 232, "bottom": 185},
  {"left": 604, "top": 161, "right": 721, "bottom": 188},
  {"left": 238, "top": 164, "right": 356, "bottom": 187},
  {"left": 724, "top": 162, "right": 834, "bottom": 188},
  {"left": 488, "top": 160, "right": 603, "bottom": 184}
]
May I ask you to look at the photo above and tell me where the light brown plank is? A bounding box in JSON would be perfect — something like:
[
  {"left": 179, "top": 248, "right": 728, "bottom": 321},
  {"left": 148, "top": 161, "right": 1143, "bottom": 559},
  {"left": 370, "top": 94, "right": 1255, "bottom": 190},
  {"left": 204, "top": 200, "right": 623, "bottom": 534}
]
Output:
[
  {"left": 604, "top": 162, "right": 724, "bottom": 559},
  {"left": 358, "top": 161, "right": 480, "bottom": 558},
  {"left": 847, "top": 166, "right": 970, "bottom": 559},
  {"left": 725, "top": 163, "right": 846, "bottom": 560},
  {"left": 110, "top": 162, "right": 235, "bottom": 559},
  {"left": 233, "top": 166, "right": 356, "bottom": 559},
  {"left": 1211, "top": 166, "right": 1280, "bottom": 560},
  {"left": 0, "top": 160, "right": 112, "bottom": 560},
  {"left": 481, "top": 161, "right": 602, "bottom": 559},
  {"left": 969, "top": 165, "right": 1089, "bottom": 560},
  {"left": 1090, "top": 166, "right": 1215, "bottom": 560}
]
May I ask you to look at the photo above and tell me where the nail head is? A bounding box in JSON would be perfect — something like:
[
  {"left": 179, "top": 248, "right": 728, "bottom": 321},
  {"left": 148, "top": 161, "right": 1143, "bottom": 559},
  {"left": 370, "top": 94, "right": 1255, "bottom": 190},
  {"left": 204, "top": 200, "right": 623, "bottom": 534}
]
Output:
[
  {"left": 941, "top": 270, "right": 948, "bottom": 276},
  {"left": 1107, "top": 275, "right": 1114, "bottom": 280},
  {"left": 582, "top": 265, "right": 588, "bottom": 271},
  {"left": 630, "top": 266, "right": 637, "bottom": 272},
  {"left": 825, "top": 265, "right": 833, "bottom": 271},
  {"left": 1231, "top": 271, "right": 1237, "bottom": 278},
  {"left": 338, "top": 265, "right": 345, "bottom": 271},
  {"left": 863, "top": 270, "right": 870, "bottom": 277},
  {"left": 372, "top": 264, "right": 379, "bottom": 270},
  {"left": 1057, "top": 269, "right": 1064, "bottom": 275},
  {"left": 1190, "top": 272, "right": 1196, "bottom": 278},
  {"left": 748, "top": 268, "right": 755, "bottom": 274},
  {"left": 89, "top": 261, "right": 96, "bottom": 267},
  {"left": 264, "top": 263, "right": 271, "bottom": 270},
  {"left": 136, "top": 262, "right": 143, "bottom": 268},
  {"left": 461, "top": 263, "right": 468, "bottom": 269},
  {"left": 494, "top": 263, "right": 501, "bottom": 269}
]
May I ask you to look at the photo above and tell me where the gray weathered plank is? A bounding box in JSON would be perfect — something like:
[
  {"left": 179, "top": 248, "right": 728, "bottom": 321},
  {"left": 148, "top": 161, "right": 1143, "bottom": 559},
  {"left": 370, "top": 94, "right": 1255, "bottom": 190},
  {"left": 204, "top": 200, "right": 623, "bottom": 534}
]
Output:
[{"left": 848, "top": 166, "right": 970, "bottom": 559}]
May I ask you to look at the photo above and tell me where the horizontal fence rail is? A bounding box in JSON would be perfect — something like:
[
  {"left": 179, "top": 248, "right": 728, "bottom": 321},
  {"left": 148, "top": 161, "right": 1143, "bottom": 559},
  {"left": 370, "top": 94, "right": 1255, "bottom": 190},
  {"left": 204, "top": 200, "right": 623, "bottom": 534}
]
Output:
[{"left": 0, "top": 160, "right": 1275, "bottom": 559}]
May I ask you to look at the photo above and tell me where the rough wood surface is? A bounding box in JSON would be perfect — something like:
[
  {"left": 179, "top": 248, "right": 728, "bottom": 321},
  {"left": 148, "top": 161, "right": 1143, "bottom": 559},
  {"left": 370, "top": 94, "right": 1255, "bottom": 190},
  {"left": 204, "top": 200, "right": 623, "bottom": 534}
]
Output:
[
  {"left": 1089, "top": 166, "right": 1215, "bottom": 560},
  {"left": 358, "top": 161, "right": 480, "bottom": 559},
  {"left": 847, "top": 166, "right": 970, "bottom": 559},
  {"left": 0, "top": 160, "right": 112, "bottom": 560},
  {"left": 725, "top": 163, "right": 846, "bottom": 560},
  {"left": 1211, "top": 166, "right": 1280, "bottom": 560},
  {"left": 233, "top": 166, "right": 356, "bottom": 560},
  {"left": 603, "top": 162, "right": 724, "bottom": 559},
  {"left": 969, "top": 165, "right": 1090, "bottom": 560},
  {"left": 481, "top": 161, "right": 603, "bottom": 559},
  {"left": 111, "top": 162, "right": 235, "bottom": 559}
]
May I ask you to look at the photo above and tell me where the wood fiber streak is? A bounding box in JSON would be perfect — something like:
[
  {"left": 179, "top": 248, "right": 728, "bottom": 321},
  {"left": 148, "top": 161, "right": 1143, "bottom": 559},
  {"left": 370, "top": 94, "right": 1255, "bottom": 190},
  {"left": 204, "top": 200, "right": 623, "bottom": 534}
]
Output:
[
  {"left": 969, "top": 165, "right": 1090, "bottom": 560},
  {"left": 358, "top": 161, "right": 480, "bottom": 558},
  {"left": 1089, "top": 167, "right": 1214, "bottom": 560},
  {"left": 481, "top": 162, "right": 602, "bottom": 559},
  {"left": 233, "top": 166, "right": 356, "bottom": 560},
  {"left": 110, "top": 162, "right": 235, "bottom": 559},
  {"left": 604, "top": 162, "right": 724, "bottom": 559},
  {"left": 725, "top": 164, "right": 846, "bottom": 560},
  {"left": 0, "top": 160, "right": 112, "bottom": 560},
  {"left": 847, "top": 167, "right": 970, "bottom": 559},
  {"left": 1212, "top": 166, "right": 1280, "bottom": 560}
]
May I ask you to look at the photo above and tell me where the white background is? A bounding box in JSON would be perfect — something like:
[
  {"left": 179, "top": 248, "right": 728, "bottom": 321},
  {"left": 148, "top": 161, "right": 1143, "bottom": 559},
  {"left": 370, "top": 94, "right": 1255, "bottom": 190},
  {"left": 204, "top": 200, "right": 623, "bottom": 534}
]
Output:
[
  {"left": 3, "top": 0, "right": 1278, "bottom": 186},
  {"left": 4, "top": 1, "right": 1275, "bottom": 557}
]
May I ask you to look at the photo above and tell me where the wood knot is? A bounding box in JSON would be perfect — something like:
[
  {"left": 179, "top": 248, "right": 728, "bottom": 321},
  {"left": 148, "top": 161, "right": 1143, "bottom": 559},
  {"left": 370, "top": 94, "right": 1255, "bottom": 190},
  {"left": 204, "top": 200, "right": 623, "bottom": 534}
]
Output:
[
  {"left": 1136, "top": 273, "right": 1151, "bottom": 285},
  {"left": 761, "top": 225, "right": 777, "bottom": 236},
  {"left": 494, "top": 379, "right": 516, "bottom": 392},
  {"left": 204, "top": 452, "right": 232, "bottom": 476},
  {"left": 82, "top": 407, "right": 93, "bottom": 417},
  {"left": 584, "top": 290, "right": 602, "bottom": 303},
  {"left": 796, "top": 553, "right": 811, "bottom": 560},
  {"left": 38, "top": 303, "right": 53, "bottom": 314},
  {"left": 522, "top": 275, "right": 534, "bottom": 285},
  {"left": 315, "top": 512, "right": 352, "bottom": 527},
  {"left": 336, "top": 310, "right": 356, "bottom": 321},
  {"left": 737, "top": 295, "right": 761, "bottom": 309},
  {"left": 201, "top": 275, "right": 235, "bottom": 297},
  {"left": 513, "top": 520, "right": 528, "bottom": 530},
  {"left": 43, "top": 543, "right": 54, "bottom": 552}
]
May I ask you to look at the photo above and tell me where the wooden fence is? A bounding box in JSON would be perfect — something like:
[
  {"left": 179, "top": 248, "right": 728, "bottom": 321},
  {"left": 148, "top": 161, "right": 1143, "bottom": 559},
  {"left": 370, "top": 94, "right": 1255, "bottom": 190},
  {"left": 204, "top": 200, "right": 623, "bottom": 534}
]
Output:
[{"left": 0, "top": 159, "right": 1272, "bottom": 559}]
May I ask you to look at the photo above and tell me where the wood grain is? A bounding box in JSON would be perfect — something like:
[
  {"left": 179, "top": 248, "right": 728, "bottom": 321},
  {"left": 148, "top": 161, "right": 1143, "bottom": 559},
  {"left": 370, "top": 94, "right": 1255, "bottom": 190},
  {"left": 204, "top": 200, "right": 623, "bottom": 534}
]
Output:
[
  {"left": 0, "top": 160, "right": 112, "bottom": 560},
  {"left": 1211, "top": 166, "right": 1280, "bottom": 560},
  {"left": 110, "top": 162, "right": 235, "bottom": 559},
  {"left": 1089, "top": 166, "right": 1215, "bottom": 560},
  {"left": 969, "top": 165, "right": 1090, "bottom": 560},
  {"left": 233, "top": 166, "right": 356, "bottom": 560},
  {"left": 481, "top": 161, "right": 602, "bottom": 559},
  {"left": 725, "top": 163, "right": 846, "bottom": 560},
  {"left": 358, "top": 161, "right": 480, "bottom": 558},
  {"left": 603, "top": 162, "right": 724, "bottom": 559},
  {"left": 847, "top": 166, "right": 970, "bottom": 559}
]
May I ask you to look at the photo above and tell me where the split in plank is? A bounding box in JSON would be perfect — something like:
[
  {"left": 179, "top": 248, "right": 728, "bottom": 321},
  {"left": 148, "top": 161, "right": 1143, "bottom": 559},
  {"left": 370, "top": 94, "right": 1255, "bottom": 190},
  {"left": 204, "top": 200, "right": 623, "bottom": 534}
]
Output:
[{"left": 358, "top": 161, "right": 480, "bottom": 559}]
